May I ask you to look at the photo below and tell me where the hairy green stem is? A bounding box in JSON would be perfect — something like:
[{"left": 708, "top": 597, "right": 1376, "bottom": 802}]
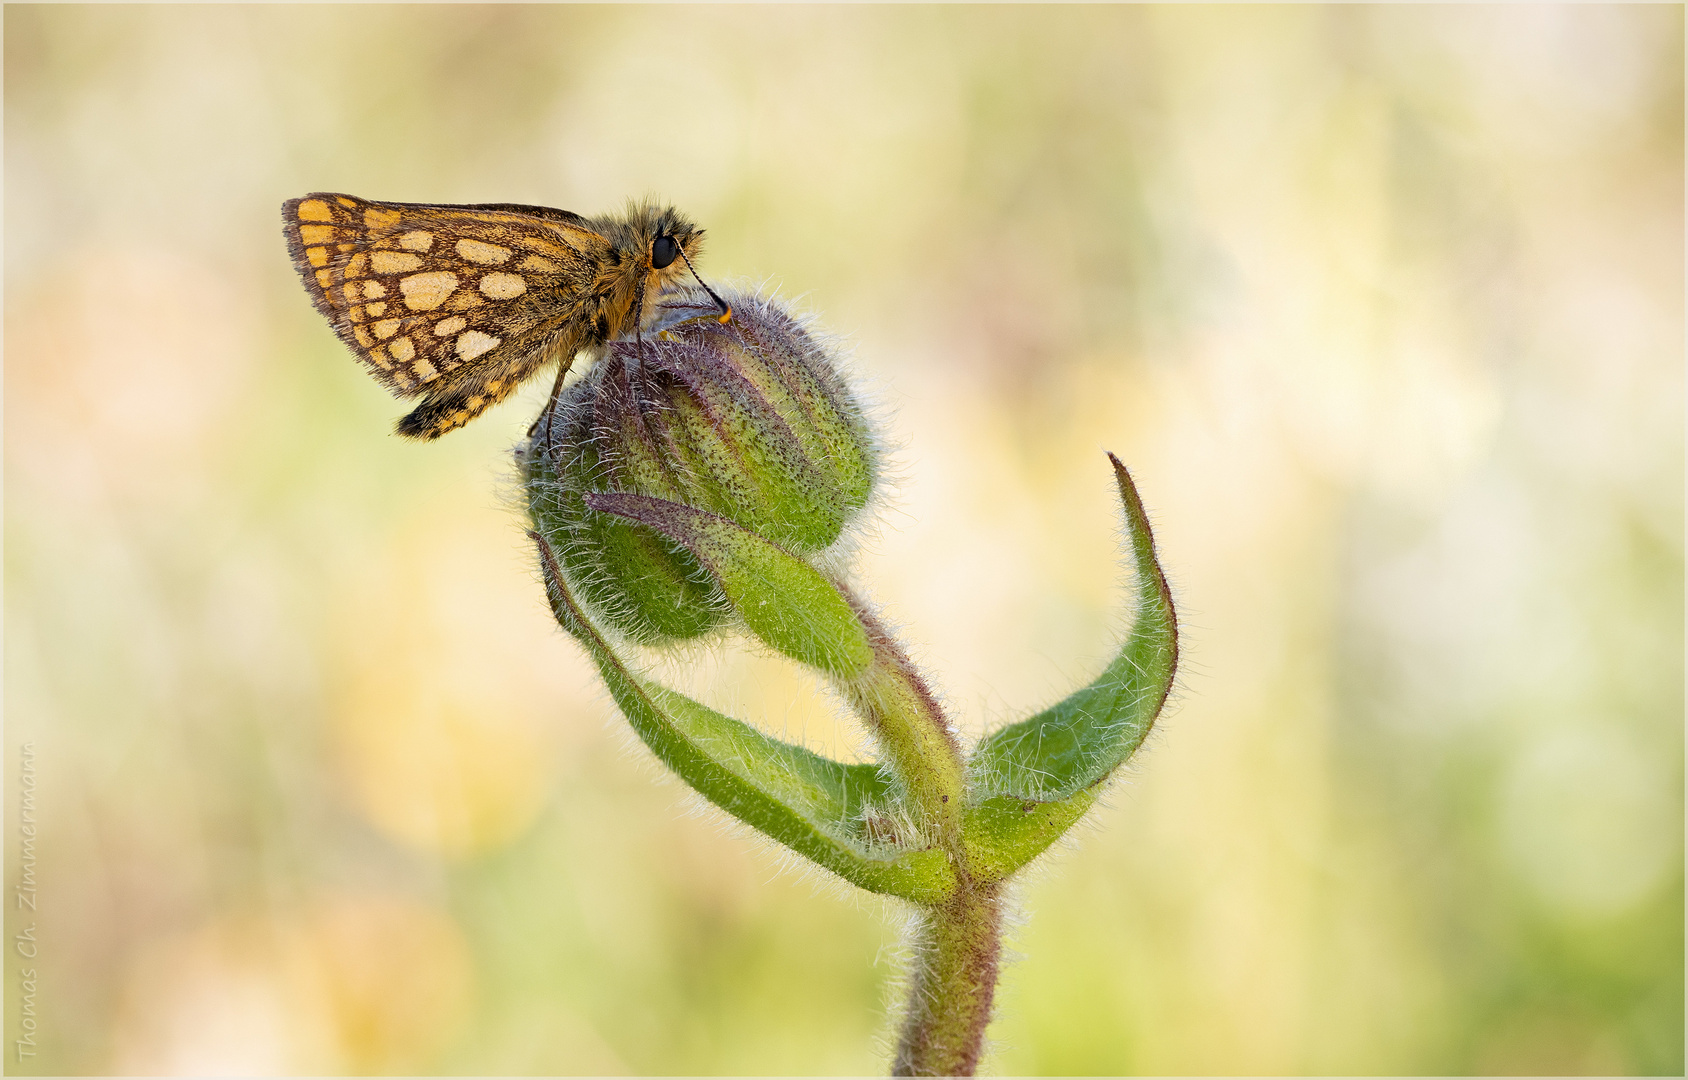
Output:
[
  {"left": 833, "top": 585, "right": 1002, "bottom": 1076},
  {"left": 893, "top": 879, "right": 1004, "bottom": 1076},
  {"left": 835, "top": 585, "right": 967, "bottom": 848}
]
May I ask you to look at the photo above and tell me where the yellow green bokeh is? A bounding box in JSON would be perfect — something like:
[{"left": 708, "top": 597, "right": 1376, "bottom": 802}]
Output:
[{"left": 5, "top": 5, "right": 1681, "bottom": 1074}]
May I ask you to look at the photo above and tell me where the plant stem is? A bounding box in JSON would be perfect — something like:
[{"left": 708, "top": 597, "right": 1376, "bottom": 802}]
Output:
[
  {"left": 893, "top": 878, "right": 1004, "bottom": 1077},
  {"left": 832, "top": 583, "right": 1000, "bottom": 1075},
  {"left": 835, "top": 584, "right": 967, "bottom": 845}
]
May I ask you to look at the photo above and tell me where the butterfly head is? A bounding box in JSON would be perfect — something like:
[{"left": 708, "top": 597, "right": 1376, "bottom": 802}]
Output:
[
  {"left": 623, "top": 202, "right": 730, "bottom": 324},
  {"left": 608, "top": 201, "right": 702, "bottom": 273},
  {"left": 649, "top": 215, "right": 702, "bottom": 273}
]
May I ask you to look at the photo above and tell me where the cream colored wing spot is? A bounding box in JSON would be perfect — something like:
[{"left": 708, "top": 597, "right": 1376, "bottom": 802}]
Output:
[
  {"left": 517, "top": 254, "right": 561, "bottom": 273},
  {"left": 299, "top": 224, "right": 335, "bottom": 245},
  {"left": 445, "top": 292, "right": 485, "bottom": 312},
  {"left": 388, "top": 336, "right": 416, "bottom": 363},
  {"left": 341, "top": 284, "right": 361, "bottom": 305},
  {"left": 373, "top": 318, "right": 402, "bottom": 340},
  {"left": 296, "top": 199, "right": 334, "bottom": 222},
  {"left": 346, "top": 253, "right": 368, "bottom": 277},
  {"left": 364, "top": 207, "right": 402, "bottom": 232},
  {"left": 362, "top": 280, "right": 386, "bottom": 300},
  {"left": 457, "top": 239, "right": 512, "bottom": 265},
  {"left": 455, "top": 330, "right": 501, "bottom": 361},
  {"left": 371, "top": 251, "right": 423, "bottom": 274},
  {"left": 398, "top": 230, "right": 435, "bottom": 252},
  {"left": 433, "top": 316, "right": 468, "bottom": 337},
  {"left": 306, "top": 246, "right": 328, "bottom": 268},
  {"left": 479, "top": 272, "right": 526, "bottom": 300},
  {"left": 400, "top": 271, "right": 460, "bottom": 312},
  {"left": 413, "top": 356, "right": 439, "bottom": 381},
  {"left": 365, "top": 301, "right": 387, "bottom": 317}
]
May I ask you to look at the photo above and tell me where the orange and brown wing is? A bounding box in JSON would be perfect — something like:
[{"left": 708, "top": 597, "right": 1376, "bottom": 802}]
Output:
[{"left": 281, "top": 192, "right": 611, "bottom": 396}]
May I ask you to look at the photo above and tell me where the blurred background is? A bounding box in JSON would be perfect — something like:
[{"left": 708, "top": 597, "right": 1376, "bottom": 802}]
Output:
[{"left": 5, "top": 5, "right": 1681, "bottom": 1074}]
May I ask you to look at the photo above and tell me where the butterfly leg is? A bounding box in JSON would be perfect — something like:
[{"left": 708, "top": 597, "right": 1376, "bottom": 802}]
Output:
[{"left": 528, "top": 352, "right": 579, "bottom": 448}]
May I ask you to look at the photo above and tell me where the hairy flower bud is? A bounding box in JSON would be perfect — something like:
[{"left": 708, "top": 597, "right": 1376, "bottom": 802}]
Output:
[{"left": 522, "top": 288, "right": 879, "bottom": 643}]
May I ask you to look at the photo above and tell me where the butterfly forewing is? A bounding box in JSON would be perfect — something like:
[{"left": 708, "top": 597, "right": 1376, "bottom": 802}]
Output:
[{"left": 282, "top": 193, "right": 609, "bottom": 395}]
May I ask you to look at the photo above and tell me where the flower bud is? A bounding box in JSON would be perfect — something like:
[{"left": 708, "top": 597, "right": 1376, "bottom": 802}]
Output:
[{"left": 522, "top": 288, "right": 879, "bottom": 644}]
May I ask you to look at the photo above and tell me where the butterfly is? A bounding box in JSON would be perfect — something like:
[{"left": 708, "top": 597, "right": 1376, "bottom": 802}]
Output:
[{"left": 281, "top": 193, "right": 729, "bottom": 439}]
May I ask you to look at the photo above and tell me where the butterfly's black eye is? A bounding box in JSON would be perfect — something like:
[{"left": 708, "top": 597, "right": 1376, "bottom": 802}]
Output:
[{"left": 651, "top": 235, "right": 680, "bottom": 270}]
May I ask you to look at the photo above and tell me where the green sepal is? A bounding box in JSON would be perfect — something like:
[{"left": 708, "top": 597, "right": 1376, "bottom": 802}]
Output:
[
  {"left": 524, "top": 418, "right": 726, "bottom": 644},
  {"left": 964, "top": 455, "right": 1179, "bottom": 877},
  {"left": 532, "top": 532, "right": 953, "bottom": 904},
  {"left": 584, "top": 493, "right": 876, "bottom": 680}
]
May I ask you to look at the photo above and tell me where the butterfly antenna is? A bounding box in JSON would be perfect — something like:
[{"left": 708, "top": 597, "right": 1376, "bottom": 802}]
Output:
[{"left": 677, "top": 246, "right": 733, "bottom": 323}]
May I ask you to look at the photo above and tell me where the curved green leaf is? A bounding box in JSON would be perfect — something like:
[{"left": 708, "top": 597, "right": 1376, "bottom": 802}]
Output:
[
  {"left": 587, "top": 494, "right": 969, "bottom": 847},
  {"left": 964, "top": 455, "right": 1178, "bottom": 878},
  {"left": 532, "top": 532, "right": 953, "bottom": 903}
]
